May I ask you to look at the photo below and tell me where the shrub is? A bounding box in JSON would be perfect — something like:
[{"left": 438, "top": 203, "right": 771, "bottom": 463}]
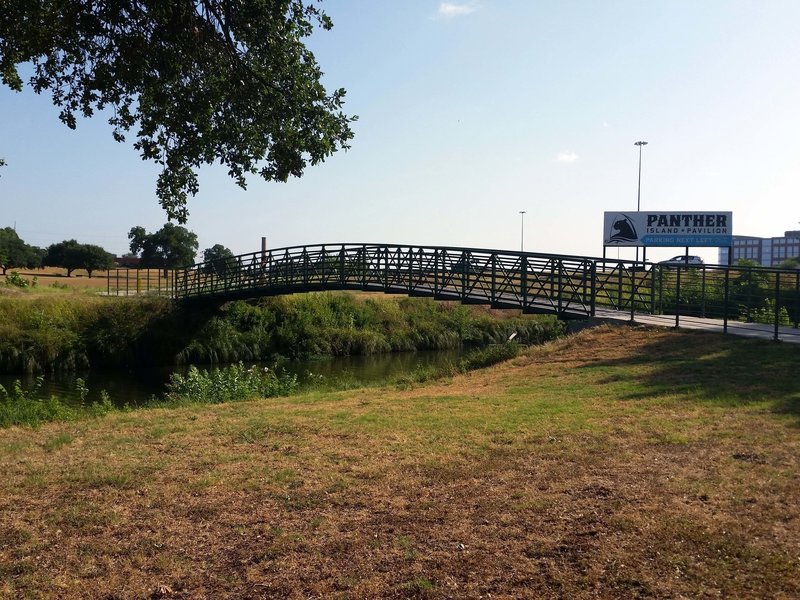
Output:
[
  {"left": 4, "top": 271, "right": 32, "bottom": 288},
  {"left": 164, "top": 362, "right": 299, "bottom": 405}
]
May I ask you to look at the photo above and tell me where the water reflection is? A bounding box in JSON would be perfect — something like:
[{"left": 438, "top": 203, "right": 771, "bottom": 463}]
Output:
[{"left": 0, "top": 349, "right": 462, "bottom": 408}]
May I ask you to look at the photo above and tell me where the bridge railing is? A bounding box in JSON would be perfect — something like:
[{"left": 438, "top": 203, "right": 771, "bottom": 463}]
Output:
[
  {"left": 648, "top": 262, "right": 800, "bottom": 341},
  {"left": 171, "top": 244, "right": 800, "bottom": 339},
  {"left": 174, "top": 244, "right": 599, "bottom": 317}
]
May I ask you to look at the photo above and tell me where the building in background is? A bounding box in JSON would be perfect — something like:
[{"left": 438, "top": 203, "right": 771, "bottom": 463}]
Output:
[{"left": 719, "top": 230, "right": 800, "bottom": 266}]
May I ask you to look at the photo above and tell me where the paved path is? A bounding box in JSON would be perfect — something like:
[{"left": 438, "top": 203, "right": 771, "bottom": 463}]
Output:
[{"left": 595, "top": 308, "right": 800, "bottom": 344}]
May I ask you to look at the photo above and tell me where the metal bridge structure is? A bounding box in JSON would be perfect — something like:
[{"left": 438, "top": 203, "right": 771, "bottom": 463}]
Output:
[{"left": 108, "top": 243, "right": 800, "bottom": 342}]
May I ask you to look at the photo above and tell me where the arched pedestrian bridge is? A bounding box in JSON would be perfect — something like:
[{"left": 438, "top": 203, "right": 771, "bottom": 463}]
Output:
[
  {"left": 161, "top": 243, "right": 800, "bottom": 342},
  {"left": 175, "top": 244, "right": 607, "bottom": 318}
]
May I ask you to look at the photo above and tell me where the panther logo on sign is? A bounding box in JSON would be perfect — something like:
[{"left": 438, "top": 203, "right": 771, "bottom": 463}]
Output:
[{"left": 608, "top": 214, "right": 638, "bottom": 244}]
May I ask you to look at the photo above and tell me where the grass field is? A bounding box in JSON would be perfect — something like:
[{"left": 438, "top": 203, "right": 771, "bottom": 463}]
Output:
[
  {"left": 1, "top": 325, "right": 798, "bottom": 599},
  {"left": 3, "top": 267, "right": 172, "bottom": 296},
  {"left": 5, "top": 267, "right": 113, "bottom": 292}
]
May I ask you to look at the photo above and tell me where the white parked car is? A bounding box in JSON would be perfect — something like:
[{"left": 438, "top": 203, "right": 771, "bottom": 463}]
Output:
[{"left": 658, "top": 255, "right": 704, "bottom": 268}]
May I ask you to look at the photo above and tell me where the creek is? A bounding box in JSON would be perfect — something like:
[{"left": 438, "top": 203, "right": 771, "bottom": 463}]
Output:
[{"left": 0, "top": 349, "right": 463, "bottom": 407}]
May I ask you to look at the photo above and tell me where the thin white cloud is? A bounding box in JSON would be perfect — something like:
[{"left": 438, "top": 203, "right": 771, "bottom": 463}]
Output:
[
  {"left": 437, "top": 2, "right": 478, "bottom": 19},
  {"left": 556, "top": 151, "right": 579, "bottom": 163}
]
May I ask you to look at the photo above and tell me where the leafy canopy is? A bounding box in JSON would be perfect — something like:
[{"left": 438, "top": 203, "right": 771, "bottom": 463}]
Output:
[
  {"left": 0, "top": 1, "right": 355, "bottom": 222},
  {"left": 202, "top": 243, "right": 235, "bottom": 275},
  {"left": 44, "top": 239, "right": 115, "bottom": 277},
  {"left": 0, "top": 227, "right": 43, "bottom": 274},
  {"left": 129, "top": 223, "right": 199, "bottom": 270},
  {"left": 777, "top": 257, "right": 800, "bottom": 270}
]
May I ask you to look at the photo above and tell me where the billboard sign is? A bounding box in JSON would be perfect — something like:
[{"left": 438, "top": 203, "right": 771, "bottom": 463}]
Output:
[{"left": 603, "top": 211, "right": 733, "bottom": 247}]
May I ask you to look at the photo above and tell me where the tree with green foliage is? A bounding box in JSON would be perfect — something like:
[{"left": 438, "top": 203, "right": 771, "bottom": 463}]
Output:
[
  {"left": 44, "top": 240, "right": 114, "bottom": 277},
  {"left": 78, "top": 244, "right": 116, "bottom": 277},
  {"left": 777, "top": 257, "right": 800, "bottom": 270},
  {"left": 0, "top": 227, "right": 42, "bottom": 275},
  {"left": 0, "top": 1, "right": 355, "bottom": 222},
  {"left": 44, "top": 240, "right": 81, "bottom": 277},
  {"left": 202, "top": 244, "right": 236, "bottom": 277},
  {"left": 732, "top": 259, "right": 770, "bottom": 322},
  {"left": 129, "top": 223, "right": 199, "bottom": 276}
]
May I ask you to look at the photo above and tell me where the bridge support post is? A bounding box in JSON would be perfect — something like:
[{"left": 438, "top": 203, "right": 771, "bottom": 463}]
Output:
[
  {"left": 558, "top": 260, "right": 563, "bottom": 315},
  {"left": 434, "top": 249, "right": 439, "bottom": 296},
  {"left": 340, "top": 245, "right": 346, "bottom": 287},
  {"left": 491, "top": 254, "right": 496, "bottom": 306},
  {"left": 361, "top": 245, "right": 367, "bottom": 289},
  {"left": 303, "top": 248, "right": 309, "bottom": 288},
  {"left": 383, "top": 246, "right": 388, "bottom": 290},
  {"left": 461, "top": 251, "right": 468, "bottom": 300},
  {"left": 408, "top": 247, "right": 414, "bottom": 294},
  {"left": 521, "top": 256, "right": 528, "bottom": 311}
]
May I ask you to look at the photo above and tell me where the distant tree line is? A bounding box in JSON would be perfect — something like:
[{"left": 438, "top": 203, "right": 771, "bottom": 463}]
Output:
[{"left": 2, "top": 223, "right": 236, "bottom": 279}]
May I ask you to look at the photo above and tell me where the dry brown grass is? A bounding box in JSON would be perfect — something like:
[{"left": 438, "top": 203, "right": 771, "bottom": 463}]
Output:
[
  {"left": 1, "top": 325, "right": 798, "bottom": 599},
  {"left": 10, "top": 267, "right": 112, "bottom": 290}
]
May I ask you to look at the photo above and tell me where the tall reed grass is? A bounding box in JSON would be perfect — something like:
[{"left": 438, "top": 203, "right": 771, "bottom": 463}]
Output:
[
  {"left": 0, "top": 292, "right": 564, "bottom": 374},
  {"left": 0, "top": 295, "right": 174, "bottom": 373},
  {"left": 176, "top": 294, "right": 564, "bottom": 364}
]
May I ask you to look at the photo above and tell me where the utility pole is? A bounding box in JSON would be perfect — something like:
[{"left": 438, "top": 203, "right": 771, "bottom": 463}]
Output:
[
  {"left": 634, "top": 140, "right": 648, "bottom": 263},
  {"left": 519, "top": 211, "right": 526, "bottom": 252}
]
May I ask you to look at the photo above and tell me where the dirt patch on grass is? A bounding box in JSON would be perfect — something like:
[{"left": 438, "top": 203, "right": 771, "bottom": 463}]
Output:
[{"left": 1, "top": 326, "right": 798, "bottom": 598}]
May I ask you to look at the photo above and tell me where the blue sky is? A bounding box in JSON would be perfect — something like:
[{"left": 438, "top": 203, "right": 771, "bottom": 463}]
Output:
[{"left": 2, "top": 0, "right": 799, "bottom": 263}]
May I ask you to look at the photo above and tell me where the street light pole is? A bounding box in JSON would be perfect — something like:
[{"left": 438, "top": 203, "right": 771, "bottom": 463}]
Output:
[
  {"left": 519, "top": 211, "right": 526, "bottom": 252},
  {"left": 634, "top": 141, "right": 648, "bottom": 262}
]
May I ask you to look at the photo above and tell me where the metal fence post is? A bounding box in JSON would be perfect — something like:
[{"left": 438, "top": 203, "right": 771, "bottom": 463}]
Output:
[
  {"left": 795, "top": 272, "right": 800, "bottom": 329},
  {"left": 675, "top": 267, "right": 682, "bottom": 328},
  {"left": 650, "top": 265, "right": 656, "bottom": 314},
  {"left": 630, "top": 264, "right": 636, "bottom": 322},
  {"left": 701, "top": 266, "right": 707, "bottom": 318},
  {"left": 590, "top": 261, "right": 597, "bottom": 317},
  {"left": 774, "top": 271, "right": 781, "bottom": 342},
  {"left": 557, "top": 261, "right": 564, "bottom": 315},
  {"left": 617, "top": 264, "right": 623, "bottom": 310},
  {"left": 723, "top": 268, "right": 730, "bottom": 334}
]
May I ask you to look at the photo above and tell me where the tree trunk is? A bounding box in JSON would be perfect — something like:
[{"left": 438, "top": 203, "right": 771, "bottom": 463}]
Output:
[{"left": 67, "top": 268, "right": 74, "bottom": 277}]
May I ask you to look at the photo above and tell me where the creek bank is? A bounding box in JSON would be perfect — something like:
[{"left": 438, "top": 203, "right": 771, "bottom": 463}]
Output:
[{"left": 0, "top": 292, "right": 564, "bottom": 374}]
